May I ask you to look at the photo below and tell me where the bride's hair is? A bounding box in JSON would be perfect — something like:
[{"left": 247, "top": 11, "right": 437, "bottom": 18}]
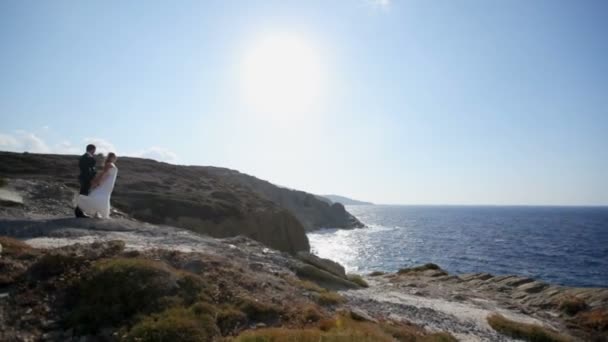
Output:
[{"left": 105, "top": 152, "right": 117, "bottom": 165}]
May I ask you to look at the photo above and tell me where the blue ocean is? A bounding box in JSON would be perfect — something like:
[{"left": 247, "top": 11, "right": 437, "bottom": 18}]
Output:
[{"left": 308, "top": 205, "right": 608, "bottom": 288}]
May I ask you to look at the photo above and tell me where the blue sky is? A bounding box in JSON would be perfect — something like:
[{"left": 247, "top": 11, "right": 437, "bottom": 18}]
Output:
[{"left": 1, "top": 0, "right": 607, "bottom": 205}]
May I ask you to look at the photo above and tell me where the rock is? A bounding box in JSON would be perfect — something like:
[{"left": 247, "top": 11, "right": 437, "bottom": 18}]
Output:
[
  {"left": 0, "top": 188, "right": 24, "bottom": 207},
  {"left": 517, "top": 281, "right": 549, "bottom": 294},
  {"left": 349, "top": 308, "right": 378, "bottom": 323},
  {"left": 296, "top": 251, "right": 346, "bottom": 279},
  {"left": 494, "top": 276, "right": 534, "bottom": 287},
  {"left": 295, "top": 264, "right": 360, "bottom": 290},
  {"left": 204, "top": 167, "right": 364, "bottom": 231},
  {"left": 41, "top": 331, "right": 62, "bottom": 341},
  {"left": 422, "top": 269, "right": 448, "bottom": 277}
]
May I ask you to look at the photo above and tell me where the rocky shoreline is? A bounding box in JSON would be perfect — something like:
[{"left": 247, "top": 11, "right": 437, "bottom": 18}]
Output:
[{"left": 1, "top": 216, "right": 606, "bottom": 341}]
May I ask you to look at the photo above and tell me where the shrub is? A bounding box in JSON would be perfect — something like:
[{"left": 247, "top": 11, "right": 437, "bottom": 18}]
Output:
[
  {"left": 216, "top": 306, "right": 248, "bottom": 334},
  {"left": 347, "top": 274, "right": 369, "bottom": 287},
  {"left": 191, "top": 301, "right": 217, "bottom": 317},
  {"left": 369, "top": 271, "right": 385, "bottom": 277},
  {"left": 557, "top": 295, "right": 587, "bottom": 315},
  {"left": 300, "top": 304, "right": 323, "bottom": 323},
  {"left": 487, "top": 313, "right": 571, "bottom": 342},
  {"left": 237, "top": 297, "right": 282, "bottom": 322},
  {"left": 28, "top": 254, "right": 85, "bottom": 279},
  {"left": 68, "top": 258, "right": 207, "bottom": 332},
  {"left": 317, "top": 291, "right": 346, "bottom": 306},
  {"left": 398, "top": 263, "right": 441, "bottom": 274},
  {"left": 0, "top": 177, "right": 6, "bottom": 187},
  {"left": 125, "top": 307, "right": 218, "bottom": 342}
]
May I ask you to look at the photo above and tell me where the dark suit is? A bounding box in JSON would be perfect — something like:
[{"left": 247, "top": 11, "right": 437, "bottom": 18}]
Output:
[
  {"left": 75, "top": 153, "right": 96, "bottom": 217},
  {"left": 78, "top": 153, "right": 97, "bottom": 195}
]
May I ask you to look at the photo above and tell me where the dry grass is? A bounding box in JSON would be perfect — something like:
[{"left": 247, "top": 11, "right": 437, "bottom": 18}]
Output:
[
  {"left": 317, "top": 291, "right": 346, "bottom": 306},
  {"left": 347, "top": 274, "right": 369, "bottom": 287},
  {"left": 557, "top": 295, "right": 587, "bottom": 315},
  {"left": 487, "top": 313, "right": 571, "bottom": 342},
  {"left": 0, "top": 236, "right": 35, "bottom": 258},
  {"left": 234, "top": 314, "right": 457, "bottom": 342},
  {"left": 576, "top": 308, "right": 608, "bottom": 333},
  {"left": 285, "top": 276, "right": 325, "bottom": 293}
]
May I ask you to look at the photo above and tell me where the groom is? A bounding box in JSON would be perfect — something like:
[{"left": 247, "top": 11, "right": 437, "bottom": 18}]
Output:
[{"left": 74, "top": 144, "right": 97, "bottom": 218}]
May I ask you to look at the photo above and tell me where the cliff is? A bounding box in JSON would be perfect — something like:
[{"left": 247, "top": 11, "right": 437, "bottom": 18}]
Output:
[
  {"left": 0, "top": 151, "right": 309, "bottom": 254},
  {"left": 322, "top": 194, "right": 374, "bottom": 206},
  {"left": 202, "top": 167, "right": 364, "bottom": 231}
]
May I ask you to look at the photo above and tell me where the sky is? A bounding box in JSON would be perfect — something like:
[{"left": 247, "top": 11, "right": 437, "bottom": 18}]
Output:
[{"left": 1, "top": 0, "right": 607, "bottom": 205}]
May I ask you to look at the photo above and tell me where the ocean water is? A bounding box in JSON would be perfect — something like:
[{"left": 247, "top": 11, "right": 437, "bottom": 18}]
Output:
[{"left": 308, "top": 205, "right": 608, "bottom": 287}]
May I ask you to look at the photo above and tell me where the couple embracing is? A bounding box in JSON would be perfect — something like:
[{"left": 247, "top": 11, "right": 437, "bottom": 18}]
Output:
[{"left": 74, "top": 144, "right": 118, "bottom": 219}]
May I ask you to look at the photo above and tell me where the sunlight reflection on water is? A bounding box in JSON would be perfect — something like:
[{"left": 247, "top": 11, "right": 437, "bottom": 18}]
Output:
[{"left": 307, "top": 205, "right": 608, "bottom": 287}]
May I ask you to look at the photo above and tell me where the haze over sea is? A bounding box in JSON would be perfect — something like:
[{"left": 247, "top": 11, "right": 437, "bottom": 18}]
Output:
[{"left": 309, "top": 205, "right": 608, "bottom": 288}]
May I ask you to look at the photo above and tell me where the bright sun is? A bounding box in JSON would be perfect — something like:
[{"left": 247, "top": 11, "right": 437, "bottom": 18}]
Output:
[{"left": 240, "top": 33, "right": 325, "bottom": 116}]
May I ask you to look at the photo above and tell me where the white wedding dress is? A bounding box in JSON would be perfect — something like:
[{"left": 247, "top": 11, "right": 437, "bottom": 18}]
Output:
[{"left": 77, "top": 163, "right": 118, "bottom": 219}]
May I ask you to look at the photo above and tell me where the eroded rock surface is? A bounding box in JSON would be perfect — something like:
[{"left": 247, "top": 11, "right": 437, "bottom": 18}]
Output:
[{"left": 342, "top": 266, "right": 608, "bottom": 341}]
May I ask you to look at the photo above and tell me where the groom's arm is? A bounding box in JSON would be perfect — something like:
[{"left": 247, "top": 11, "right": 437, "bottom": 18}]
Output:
[
  {"left": 88, "top": 155, "right": 97, "bottom": 179},
  {"left": 91, "top": 163, "right": 111, "bottom": 188}
]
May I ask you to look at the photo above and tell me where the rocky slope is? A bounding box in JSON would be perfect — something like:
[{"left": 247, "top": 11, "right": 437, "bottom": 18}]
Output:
[
  {"left": 1, "top": 216, "right": 605, "bottom": 341},
  {"left": 202, "top": 167, "right": 364, "bottom": 231},
  {"left": 0, "top": 218, "right": 458, "bottom": 342},
  {"left": 0, "top": 152, "right": 309, "bottom": 254}
]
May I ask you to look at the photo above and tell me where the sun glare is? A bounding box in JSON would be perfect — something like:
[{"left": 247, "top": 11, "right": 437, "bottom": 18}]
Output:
[{"left": 240, "top": 33, "right": 325, "bottom": 117}]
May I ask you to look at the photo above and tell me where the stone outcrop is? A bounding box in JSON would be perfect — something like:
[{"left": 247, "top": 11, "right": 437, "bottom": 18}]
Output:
[
  {"left": 0, "top": 152, "right": 309, "bottom": 254},
  {"left": 296, "top": 251, "right": 346, "bottom": 278},
  {"left": 202, "top": 167, "right": 364, "bottom": 231},
  {"left": 357, "top": 265, "right": 608, "bottom": 341}
]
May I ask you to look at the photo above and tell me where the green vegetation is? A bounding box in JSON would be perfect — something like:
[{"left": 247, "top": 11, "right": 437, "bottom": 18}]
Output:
[
  {"left": 0, "top": 176, "right": 6, "bottom": 187},
  {"left": 67, "top": 258, "right": 213, "bottom": 333},
  {"left": 487, "top": 313, "right": 571, "bottom": 342},
  {"left": 237, "top": 297, "right": 282, "bottom": 322},
  {"left": 369, "top": 271, "right": 386, "bottom": 277},
  {"left": 125, "top": 307, "right": 218, "bottom": 342},
  {"left": 557, "top": 295, "right": 587, "bottom": 315},
  {"left": 29, "top": 254, "right": 85, "bottom": 279},
  {"left": 398, "top": 263, "right": 442, "bottom": 275},
  {"left": 216, "top": 306, "right": 248, "bottom": 335},
  {"left": 347, "top": 274, "right": 369, "bottom": 287}
]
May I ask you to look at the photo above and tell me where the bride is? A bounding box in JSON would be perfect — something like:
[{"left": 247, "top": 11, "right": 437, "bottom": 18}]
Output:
[{"left": 77, "top": 152, "right": 118, "bottom": 219}]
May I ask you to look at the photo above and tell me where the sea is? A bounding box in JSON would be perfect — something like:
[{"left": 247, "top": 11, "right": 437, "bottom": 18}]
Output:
[{"left": 308, "top": 205, "right": 608, "bottom": 288}]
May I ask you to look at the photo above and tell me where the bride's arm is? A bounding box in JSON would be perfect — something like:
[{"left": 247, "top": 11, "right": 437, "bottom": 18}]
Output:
[{"left": 91, "top": 163, "right": 112, "bottom": 188}]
